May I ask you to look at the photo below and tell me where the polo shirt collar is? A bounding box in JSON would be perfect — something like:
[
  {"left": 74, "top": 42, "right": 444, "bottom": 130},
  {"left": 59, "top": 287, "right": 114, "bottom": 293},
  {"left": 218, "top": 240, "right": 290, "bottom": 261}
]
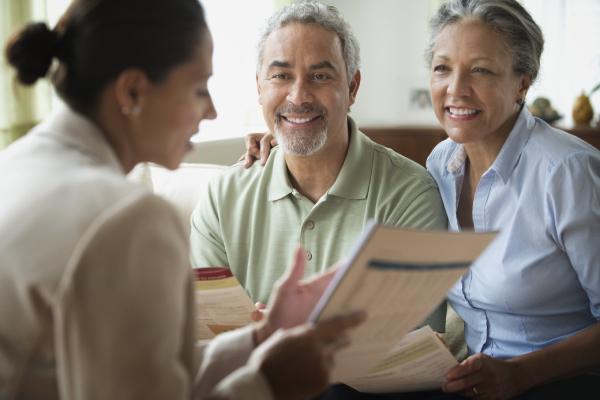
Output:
[
  {"left": 328, "top": 117, "right": 372, "bottom": 199},
  {"left": 268, "top": 146, "right": 293, "bottom": 201},
  {"left": 267, "top": 116, "right": 372, "bottom": 201}
]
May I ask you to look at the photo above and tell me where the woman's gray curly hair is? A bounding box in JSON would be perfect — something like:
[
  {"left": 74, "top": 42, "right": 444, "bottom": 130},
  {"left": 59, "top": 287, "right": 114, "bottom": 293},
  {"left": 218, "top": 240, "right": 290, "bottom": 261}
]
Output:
[{"left": 425, "top": 0, "right": 544, "bottom": 83}]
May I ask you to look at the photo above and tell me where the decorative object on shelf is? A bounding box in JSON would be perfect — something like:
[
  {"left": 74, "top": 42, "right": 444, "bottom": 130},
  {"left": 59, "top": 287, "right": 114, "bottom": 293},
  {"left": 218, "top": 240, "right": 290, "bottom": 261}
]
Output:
[
  {"left": 572, "top": 83, "right": 599, "bottom": 127},
  {"left": 573, "top": 92, "right": 594, "bottom": 127},
  {"left": 528, "top": 97, "right": 562, "bottom": 125}
]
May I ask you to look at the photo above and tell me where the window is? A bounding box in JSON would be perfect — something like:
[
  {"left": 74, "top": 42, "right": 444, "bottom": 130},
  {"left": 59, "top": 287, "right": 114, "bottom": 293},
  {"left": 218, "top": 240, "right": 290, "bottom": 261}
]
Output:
[
  {"left": 43, "top": 0, "right": 277, "bottom": 142},
  {"left": 523, "top": 0, "right": 600, "bottom": 127},
  {"left": 195, "top": 0, "right": 276, "bottom": 142}
]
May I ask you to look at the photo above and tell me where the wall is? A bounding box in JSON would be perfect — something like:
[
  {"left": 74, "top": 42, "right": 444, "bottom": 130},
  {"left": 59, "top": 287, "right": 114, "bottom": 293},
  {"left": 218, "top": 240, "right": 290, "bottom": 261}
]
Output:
[
  {"left": 329, "top": 0, "right": 439, "bottom": 127},
  {"left": 195, "top": 0, "right": 440, "bottom": 143},
  {"left": 327, "top": 0, "right": 600, "bottom": 129}
]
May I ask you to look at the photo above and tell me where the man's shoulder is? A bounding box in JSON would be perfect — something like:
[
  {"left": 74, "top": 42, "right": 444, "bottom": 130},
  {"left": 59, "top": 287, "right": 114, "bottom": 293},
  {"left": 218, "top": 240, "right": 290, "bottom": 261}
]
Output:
[
  {"left": 364, "top": 136, "right": 436, "bottom": 187},
  {"left": 206, "top": 148, "right": 280, "bottom": 197}
]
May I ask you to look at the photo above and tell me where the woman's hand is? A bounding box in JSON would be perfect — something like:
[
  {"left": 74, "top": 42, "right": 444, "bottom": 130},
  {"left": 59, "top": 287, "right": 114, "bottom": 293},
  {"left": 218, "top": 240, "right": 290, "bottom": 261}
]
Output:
[
  {"left": 250, "top": 310, "right": 366, "bottom": 400},
  {"left": 249, "top": 248, "right": 363, "bottom": 400},
  {"left": 254, "top": 247, "right": 340, "bottom": 343},
  {"left": 443, "top": 353, "right": 525, "bottom": 399},
  {"left": 240, "top": 132, "right": 277, "bottom": 168}
]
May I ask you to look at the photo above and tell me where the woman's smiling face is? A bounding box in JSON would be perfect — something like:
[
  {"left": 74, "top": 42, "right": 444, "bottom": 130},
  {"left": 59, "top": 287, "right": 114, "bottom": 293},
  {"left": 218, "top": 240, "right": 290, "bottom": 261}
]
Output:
[{"left": 430, "top": 18, "right": 530, "bottom": 145}]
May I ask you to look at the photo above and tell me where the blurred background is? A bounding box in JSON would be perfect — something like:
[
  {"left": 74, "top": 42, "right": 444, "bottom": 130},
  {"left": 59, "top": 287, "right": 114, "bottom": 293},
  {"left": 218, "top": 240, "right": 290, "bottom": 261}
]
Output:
[{"left": 1, "top": 0, "right": 599, "bottom": 150}]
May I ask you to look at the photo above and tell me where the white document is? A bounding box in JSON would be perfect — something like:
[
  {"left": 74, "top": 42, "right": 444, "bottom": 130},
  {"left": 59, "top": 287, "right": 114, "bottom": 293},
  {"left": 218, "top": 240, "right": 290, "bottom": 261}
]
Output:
[
  {"left": 346, "top": 326, "right": 458, "bottom": 392},
  {"left": 194, "top": 267, "right": 255, "bottom": 341},
  {"left": 310, "top": 222, "right": 496, "bottom": 390}
]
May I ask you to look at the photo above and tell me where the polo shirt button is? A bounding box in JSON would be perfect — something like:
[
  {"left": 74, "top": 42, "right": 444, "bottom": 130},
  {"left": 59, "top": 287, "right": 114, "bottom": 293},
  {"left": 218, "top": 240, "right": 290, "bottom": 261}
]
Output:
[
  {"left": 306, "top": 220, "right": 315, "bottom": 230},
  {"left": 306, "top": 250, "right": 313, "bottom": 260}
]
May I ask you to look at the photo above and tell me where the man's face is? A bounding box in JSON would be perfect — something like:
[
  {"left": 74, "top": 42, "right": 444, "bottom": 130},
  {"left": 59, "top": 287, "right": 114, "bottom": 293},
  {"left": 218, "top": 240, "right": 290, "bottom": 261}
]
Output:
[{"left": 257, "top": 22, "right": 359, "bottom": 156}]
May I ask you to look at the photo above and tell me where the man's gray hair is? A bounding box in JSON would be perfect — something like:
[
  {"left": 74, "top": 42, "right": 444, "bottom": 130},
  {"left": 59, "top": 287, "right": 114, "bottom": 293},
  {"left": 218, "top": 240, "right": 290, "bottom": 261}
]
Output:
[
  {"left": 256, "top": 0, "right": 360, "bottom": 82},
  {"left": 425, "top": 0, "right": 544, "bottom": 83}
]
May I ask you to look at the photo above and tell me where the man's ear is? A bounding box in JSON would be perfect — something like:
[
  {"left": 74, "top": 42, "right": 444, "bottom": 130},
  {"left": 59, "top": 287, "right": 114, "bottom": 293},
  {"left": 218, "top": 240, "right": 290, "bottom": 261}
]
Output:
[
  {"left": 256, "top": 73, "right": 262, "bottom": 105},
  {"left": 348, "top": 70, "right": 361, "bottom": 107},
  {"left": 114, "top": 69, "right": 150, "bottom": 115}
]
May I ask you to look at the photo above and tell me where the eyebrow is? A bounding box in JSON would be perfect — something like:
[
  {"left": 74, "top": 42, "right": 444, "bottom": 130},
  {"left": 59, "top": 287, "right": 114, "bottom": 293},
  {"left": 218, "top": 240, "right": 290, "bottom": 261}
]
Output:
[
  {"left": 310, "top": 61, "right": 337, "bottom": 71},
  {"left": 432, "top": 54, "right": 495, "bottom": 63},
  {"left": 267, "top": 60, "right": 338, "bottom": 71},
  {"left": 268, "top": 60, "right": 292, "bottom": 69}
]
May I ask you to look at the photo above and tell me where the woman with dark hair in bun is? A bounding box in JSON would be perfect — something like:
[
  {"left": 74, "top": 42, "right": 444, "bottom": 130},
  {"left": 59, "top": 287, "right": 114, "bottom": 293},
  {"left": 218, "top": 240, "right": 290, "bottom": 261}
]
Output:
[{"left": 0, "top": 0, "right": 365, "bottom": 398}]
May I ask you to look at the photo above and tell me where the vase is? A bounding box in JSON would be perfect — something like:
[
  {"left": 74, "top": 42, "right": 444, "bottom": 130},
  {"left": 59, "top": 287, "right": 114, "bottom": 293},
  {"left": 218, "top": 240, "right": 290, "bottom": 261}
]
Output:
[{"left": 572, "top": 92, "right": 594, "bottom": 127}]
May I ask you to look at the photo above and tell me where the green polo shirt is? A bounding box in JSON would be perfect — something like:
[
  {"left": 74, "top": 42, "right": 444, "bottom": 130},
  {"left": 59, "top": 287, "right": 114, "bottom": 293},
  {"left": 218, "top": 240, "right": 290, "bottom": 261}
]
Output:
[{"left": 191, "top": 117, "right": 447, "bottom": 308}]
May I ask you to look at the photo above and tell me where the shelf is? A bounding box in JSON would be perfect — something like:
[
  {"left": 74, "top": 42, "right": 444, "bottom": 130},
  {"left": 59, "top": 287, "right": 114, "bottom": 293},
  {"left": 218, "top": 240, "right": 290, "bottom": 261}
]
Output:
[{"left": 360, "top": 125, "right": 600, "bottom": 166}]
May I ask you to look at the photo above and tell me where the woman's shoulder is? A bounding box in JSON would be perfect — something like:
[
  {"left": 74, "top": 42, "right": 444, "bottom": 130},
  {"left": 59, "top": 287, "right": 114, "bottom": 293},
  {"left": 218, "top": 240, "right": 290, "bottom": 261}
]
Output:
[
  {"left": 426, "top": 138, "right": 460, "bottom": 172},
  {"left": 85, "top": 189, "right": 184, "bottom": 241},
  {"left": 527, "top": 120, "right": 599, "bottom": 165}
]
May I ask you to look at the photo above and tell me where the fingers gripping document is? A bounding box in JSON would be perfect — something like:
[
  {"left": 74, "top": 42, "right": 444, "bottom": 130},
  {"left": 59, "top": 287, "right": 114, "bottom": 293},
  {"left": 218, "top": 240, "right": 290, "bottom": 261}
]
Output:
[
  {"left": 309, "top": 222, "right": 496, "bottom": 392},
  {"left": 350, "top": 325, "right": 458, "bottom": 392}
]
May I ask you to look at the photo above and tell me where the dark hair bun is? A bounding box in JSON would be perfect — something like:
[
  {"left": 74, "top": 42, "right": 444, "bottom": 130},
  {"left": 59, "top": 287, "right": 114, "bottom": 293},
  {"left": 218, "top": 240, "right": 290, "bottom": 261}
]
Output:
[{"left": 5, "top": 22, "right": 59, "bottom": 85}]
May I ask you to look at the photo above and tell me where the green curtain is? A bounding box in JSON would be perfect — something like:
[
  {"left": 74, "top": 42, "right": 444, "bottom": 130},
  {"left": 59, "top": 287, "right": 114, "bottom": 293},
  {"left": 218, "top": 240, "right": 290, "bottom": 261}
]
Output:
[{"left": 0, "top": 0, "right": 52, "bottom": 150}]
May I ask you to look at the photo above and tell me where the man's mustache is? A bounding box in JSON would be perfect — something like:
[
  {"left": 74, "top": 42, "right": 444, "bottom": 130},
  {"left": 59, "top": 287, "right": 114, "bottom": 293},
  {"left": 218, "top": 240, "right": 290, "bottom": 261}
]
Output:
[{"left": 275, "top": 103, "right": 327, "bottom": 119}]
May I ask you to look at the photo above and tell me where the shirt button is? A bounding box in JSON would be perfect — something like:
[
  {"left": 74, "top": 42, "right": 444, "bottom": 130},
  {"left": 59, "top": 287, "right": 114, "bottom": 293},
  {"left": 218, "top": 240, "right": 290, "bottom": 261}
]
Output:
[
  {"left": 306, "top": 220, "right": 315, "bottom": 230},
  {"left": 306, "top": 250, "right": 313, "bottom": 261}
]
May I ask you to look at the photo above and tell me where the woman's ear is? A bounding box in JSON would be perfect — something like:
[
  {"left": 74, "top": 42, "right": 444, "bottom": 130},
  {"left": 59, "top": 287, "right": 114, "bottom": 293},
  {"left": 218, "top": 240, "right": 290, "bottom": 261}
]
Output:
[
  {"left": 517, "top": 75, "right": 532, "bottom": 102},
  {"left": 115, "top": 69, "right": 149, "bottom": 116}
]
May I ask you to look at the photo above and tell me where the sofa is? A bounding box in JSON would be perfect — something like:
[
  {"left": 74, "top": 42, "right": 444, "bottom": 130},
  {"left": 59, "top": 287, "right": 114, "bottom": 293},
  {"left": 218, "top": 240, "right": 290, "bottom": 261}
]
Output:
[{"left": 127, "top": 137, "right": 244, "bottom": 226}]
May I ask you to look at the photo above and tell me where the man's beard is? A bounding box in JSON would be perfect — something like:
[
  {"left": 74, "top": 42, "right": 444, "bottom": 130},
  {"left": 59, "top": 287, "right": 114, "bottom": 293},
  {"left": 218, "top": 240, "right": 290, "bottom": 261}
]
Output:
[{"left": 274, "top": 104, "right": 328, "bottom": 156}]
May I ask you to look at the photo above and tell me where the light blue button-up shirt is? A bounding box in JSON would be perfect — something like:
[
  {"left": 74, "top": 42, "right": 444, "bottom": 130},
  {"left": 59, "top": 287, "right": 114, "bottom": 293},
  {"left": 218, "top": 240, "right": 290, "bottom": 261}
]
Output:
[{"left": 427, "top": 108, "right": 600, "bottom": 359}]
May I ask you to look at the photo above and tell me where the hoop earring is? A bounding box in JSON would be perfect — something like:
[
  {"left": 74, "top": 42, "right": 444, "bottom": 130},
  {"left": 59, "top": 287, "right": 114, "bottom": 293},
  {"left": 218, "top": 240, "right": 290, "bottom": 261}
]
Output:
[{"left": 516, "top": 98, "right": 524, "bottom": 106}]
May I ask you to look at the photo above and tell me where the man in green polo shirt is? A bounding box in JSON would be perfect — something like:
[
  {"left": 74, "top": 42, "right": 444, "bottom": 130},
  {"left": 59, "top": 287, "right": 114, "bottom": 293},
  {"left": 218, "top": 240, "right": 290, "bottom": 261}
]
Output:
[{"left": 190, "top": 2, "right": 446, "bottom": 321}]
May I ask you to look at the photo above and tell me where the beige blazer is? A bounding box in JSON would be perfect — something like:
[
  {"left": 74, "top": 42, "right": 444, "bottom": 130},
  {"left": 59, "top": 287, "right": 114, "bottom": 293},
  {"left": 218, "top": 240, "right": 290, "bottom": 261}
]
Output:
[{"left": 0, "top": 108, "right": 272, "bottom": 399}]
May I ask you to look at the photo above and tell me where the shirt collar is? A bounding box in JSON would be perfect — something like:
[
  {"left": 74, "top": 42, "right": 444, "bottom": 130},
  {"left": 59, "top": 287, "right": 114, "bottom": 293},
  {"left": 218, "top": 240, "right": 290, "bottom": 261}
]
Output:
[
  {"left": 491, "top": 106, "right": 534, "bottom": 183},
  {"left": 35, "top": 105, "right": 124, "bottom": 174},
  {"left": 445, "top": 107, "right": 535, "bottom": 183},
  {"left": 327, "top": 117, "right": 372, "bottom": 199},
  {"left": 267, "top": 116, "right": 372, "bottom": 201},
  {"left": 268, "top": 145, "right": 293, "bottom": 201}
]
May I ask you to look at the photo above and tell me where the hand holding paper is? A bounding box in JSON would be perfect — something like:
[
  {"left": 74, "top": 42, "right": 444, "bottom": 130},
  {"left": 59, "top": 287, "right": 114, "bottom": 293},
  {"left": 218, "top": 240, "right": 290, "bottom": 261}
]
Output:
[
  {"left": 257, "top": 247, "right": 340, "bottom": 342},
  {"left": 195, "top": 247, "right": 341, "bottom": 342},
  {"left": 310, "top": 222, "right": 497, "bottom": 391},
  {"left": 250, "top": 310, "right": 366, "bottom": 400}
]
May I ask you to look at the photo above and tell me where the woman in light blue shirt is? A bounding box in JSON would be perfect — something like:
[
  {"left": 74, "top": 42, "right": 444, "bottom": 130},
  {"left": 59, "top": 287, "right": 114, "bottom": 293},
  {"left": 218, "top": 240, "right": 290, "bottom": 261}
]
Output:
[{"left": 426, "top": 0, "right": 600, "bottom": 398}]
